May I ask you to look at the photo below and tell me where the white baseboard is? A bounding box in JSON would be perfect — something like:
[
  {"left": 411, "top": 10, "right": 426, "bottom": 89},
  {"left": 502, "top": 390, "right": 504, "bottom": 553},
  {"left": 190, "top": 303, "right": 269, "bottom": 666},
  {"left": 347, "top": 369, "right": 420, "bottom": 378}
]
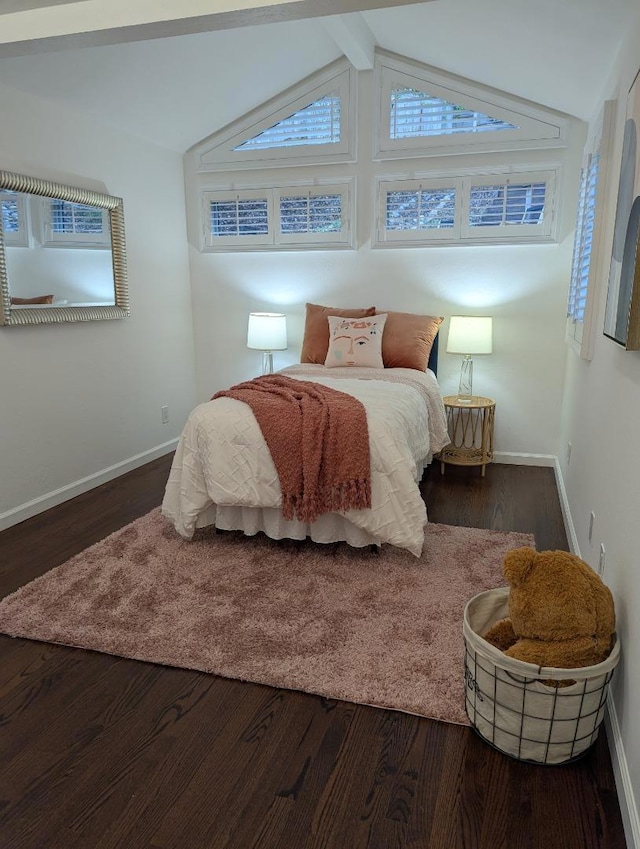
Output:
[
  {"left": 493, "top": 451, "right": 555, "bottom": 467},
  {"left": 554, "top": 459, "right": 638, "bottom": 849},
  {"left": 552, "top": 457, "right": 580, "bottom": 556},
  {"left": 606, "top": 692, "right": 640, "bottom": 849},
  {"left": 0, "top": 438, "right": 178, "bottom": 532}
]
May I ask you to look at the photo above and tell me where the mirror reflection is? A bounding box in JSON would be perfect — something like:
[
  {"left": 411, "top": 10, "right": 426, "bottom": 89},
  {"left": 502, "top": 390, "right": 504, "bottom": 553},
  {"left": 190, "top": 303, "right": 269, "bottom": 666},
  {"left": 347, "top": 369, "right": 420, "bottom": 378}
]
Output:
[
  {"left": 2, "top": 191, "right": 116, "bottom": 307},
  {"left": 0, "top": 170, "right": 128, "bottom": 326}
]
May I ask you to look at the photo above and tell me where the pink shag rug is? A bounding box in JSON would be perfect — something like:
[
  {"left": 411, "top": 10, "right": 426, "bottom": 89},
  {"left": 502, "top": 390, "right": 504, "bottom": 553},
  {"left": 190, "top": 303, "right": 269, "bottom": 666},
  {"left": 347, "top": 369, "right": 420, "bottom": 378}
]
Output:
[{"left": 0, "top": 510, "right": 534, "bottom": 725}]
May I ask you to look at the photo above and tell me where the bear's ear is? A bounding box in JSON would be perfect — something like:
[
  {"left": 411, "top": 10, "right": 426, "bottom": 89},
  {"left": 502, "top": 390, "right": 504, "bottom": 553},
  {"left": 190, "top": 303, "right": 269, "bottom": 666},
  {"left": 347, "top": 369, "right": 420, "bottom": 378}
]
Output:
[{"left": 503, "top": 547, "right": 537, "bottom": 587}]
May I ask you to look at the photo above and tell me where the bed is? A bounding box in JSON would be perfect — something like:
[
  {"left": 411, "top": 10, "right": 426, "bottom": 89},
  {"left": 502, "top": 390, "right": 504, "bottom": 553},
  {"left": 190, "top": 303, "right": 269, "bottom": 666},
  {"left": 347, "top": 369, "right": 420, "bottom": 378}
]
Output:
[{"left": 162, "top": 306, "right": 449, "bottom": 556}]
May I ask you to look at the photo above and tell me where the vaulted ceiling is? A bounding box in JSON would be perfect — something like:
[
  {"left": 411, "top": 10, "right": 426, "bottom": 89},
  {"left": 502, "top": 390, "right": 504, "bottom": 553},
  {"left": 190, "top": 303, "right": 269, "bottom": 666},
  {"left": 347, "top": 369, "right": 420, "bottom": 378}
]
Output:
[{"left": 0, "top": 0, "right": 638, "bottom": 153}]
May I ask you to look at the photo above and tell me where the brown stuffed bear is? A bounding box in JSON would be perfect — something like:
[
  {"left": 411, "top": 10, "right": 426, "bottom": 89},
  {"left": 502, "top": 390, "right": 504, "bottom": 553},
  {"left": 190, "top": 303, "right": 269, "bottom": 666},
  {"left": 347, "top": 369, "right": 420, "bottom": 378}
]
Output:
[{"left": 483, "top": 547, "right": 615, "bottom": 672}]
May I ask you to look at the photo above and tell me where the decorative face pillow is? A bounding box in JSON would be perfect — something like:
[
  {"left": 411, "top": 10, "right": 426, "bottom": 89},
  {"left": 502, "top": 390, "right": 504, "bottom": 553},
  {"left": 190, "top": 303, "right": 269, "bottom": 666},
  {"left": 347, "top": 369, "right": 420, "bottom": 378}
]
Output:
[{"left": 325, "top": 314, "right": 387, "bottom": 368}]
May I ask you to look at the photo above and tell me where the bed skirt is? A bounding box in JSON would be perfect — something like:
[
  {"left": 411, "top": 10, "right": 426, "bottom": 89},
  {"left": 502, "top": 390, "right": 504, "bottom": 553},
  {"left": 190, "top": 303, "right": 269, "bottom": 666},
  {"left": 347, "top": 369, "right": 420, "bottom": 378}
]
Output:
[{"left": 193, "top": 504, "right": 382, "bottom": 548}]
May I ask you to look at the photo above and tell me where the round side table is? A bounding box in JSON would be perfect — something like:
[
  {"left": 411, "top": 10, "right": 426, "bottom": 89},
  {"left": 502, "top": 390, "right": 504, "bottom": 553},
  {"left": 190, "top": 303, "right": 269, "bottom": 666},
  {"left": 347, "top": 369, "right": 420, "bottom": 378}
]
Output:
[{"left": 438, "top": 395, "right": 495, "bottom": 477}]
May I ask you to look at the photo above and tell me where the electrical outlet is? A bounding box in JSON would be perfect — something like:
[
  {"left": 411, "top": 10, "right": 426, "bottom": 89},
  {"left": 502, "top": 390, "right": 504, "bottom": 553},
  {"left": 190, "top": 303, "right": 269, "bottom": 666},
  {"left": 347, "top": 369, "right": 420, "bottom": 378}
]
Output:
[
  {"left": 567, "top": 442, "right": 572, "bottom": 464},
  {"left": 161, "top": 405, "right": 169, "bottom": 424},
  {"left": 588, "top": 512, "right": 595, "bottom": 544},
  {"left": 598, "top": 543, "right": 606, "bottom": 575}
]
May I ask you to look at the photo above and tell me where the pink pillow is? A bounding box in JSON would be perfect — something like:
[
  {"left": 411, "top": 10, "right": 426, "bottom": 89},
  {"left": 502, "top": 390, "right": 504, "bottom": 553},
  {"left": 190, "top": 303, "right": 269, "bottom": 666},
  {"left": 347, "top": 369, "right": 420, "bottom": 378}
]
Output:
[
  {"left": 300, "top": 303, "right": 376, "bottom": 364},
  {"left": 376, "top": 310, "right": 444, "bottom": 370},
  {"left": 325, "top": 314, "right": 387, "bottom": 368}
]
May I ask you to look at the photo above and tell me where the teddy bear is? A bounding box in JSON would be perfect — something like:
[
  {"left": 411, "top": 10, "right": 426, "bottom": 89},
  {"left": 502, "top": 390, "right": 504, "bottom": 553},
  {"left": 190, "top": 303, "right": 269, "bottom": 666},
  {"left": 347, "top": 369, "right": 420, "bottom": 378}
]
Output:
[{"left": 483, "top": 547, "right": 615, "bottom": 674}]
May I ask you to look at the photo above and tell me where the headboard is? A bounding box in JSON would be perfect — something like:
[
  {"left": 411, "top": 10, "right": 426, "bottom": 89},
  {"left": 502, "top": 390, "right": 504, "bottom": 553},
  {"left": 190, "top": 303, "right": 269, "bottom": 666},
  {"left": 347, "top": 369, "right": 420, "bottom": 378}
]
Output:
[{"left": 428, "top": 332, "right": 439, "bottom": 376}]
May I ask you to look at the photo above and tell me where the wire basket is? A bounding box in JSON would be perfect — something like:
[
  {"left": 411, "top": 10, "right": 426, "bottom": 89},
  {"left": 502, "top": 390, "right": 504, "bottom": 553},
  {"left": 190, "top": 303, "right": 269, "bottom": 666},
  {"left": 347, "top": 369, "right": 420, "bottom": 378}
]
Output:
[{"left": 463, "top": 587, "right": 620, "bottom": 765}]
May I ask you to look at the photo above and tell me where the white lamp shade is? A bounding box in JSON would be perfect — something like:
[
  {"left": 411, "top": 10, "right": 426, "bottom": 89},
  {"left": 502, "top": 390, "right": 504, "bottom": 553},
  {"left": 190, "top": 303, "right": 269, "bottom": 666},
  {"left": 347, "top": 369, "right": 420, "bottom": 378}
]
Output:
[
  {"left": 446, "top": 316, "right": 493, "bottom": 355},
  {"left": 247, "top": 312, "right": 287, "bottom": 351}
]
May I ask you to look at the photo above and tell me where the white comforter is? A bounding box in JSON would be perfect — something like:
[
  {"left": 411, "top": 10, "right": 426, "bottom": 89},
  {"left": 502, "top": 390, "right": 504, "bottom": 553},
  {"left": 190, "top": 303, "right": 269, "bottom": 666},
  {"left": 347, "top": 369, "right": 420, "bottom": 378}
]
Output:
[{"left": 162, "top": 365, "right": 449, "bottom": 556}]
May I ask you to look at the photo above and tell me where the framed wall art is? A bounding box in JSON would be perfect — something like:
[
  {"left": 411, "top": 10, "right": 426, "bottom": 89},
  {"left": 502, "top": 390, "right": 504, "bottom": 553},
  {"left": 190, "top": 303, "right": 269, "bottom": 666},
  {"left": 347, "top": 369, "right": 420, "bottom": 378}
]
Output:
[{"left": 604, "top": 67, "right": 640, "bottom": 350}]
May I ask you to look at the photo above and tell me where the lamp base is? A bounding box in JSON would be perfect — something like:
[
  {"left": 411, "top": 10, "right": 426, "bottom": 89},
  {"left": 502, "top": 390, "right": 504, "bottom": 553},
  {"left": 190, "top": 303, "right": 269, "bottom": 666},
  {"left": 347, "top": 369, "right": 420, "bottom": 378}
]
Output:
[
  {"left": 262, "top": 351, "right": 274, "bottom": 375},
  {"left": 457, "top": 355, "right": 473, "bottom": 402}
]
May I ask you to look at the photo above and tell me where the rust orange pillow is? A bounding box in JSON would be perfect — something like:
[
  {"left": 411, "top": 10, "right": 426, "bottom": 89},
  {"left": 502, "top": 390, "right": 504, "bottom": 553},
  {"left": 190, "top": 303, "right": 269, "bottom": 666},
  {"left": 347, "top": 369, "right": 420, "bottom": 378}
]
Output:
[
  {"left": 300, "top": 302, "right": 376, "bottom": 364},
  {"left": 377, "top": 310, "right": 443, "bottom": 371},
  {"left": 10, "top": 294, "right": 54, "bottom": 305}
]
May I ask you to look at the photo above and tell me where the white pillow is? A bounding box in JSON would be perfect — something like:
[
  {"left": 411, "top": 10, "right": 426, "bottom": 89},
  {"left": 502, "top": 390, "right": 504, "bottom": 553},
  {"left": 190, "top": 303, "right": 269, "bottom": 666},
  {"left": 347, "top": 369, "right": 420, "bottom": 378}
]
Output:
[{"left": 324, "top": 314, "right": 387, "bottom": 368}]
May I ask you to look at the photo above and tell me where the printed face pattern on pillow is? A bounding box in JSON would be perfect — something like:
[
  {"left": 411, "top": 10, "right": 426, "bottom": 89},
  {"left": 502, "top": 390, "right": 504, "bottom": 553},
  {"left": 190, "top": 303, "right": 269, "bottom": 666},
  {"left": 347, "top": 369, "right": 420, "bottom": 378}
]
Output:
[
  {"left": 300, "top": 303, "right": 377, "bottom": 364},
  {"left": 325, "top": 314, "right": 387, "bottom": 368}
]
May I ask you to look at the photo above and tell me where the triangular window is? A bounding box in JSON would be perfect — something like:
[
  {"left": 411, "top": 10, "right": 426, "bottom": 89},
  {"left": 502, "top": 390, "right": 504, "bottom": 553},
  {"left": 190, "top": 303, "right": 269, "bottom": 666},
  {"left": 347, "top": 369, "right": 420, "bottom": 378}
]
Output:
[
  {"left": 194, "top": 59, "right": 355, "bottom": 171},
  {"left": 376, "top": 52, "right": 568, "bottom": 159},
  {"left": 234, "top": 94, "right": 341, "bottom": 151},
  {"left": 390, "top": 87, "right": 517, "bottom": 139}
]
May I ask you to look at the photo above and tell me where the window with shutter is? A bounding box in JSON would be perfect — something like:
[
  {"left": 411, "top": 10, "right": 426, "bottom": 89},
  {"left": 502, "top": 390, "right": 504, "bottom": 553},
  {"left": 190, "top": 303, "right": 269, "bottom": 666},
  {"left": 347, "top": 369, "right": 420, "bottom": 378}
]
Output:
[
  {"left": 375, "top": 52, "right": 569, "bottom": 160},
  {"left": 567, "top": 161, "right": 597, "bottom": 323},
  {"left": 566, "top": 100, "right": 615, "bottom": 360},
  {"left": 375, "top": 170, "right": 556, "bottom": 247},
  {"left": 41, "top": 198, "right": 110, "bottom": 247},
  {"left": 202, "top": 183, "right": 353, "bottom": 250},
  {"left": 195, "top": 59, "right": 355, "bottom": 171},
  {"left": 390, "top": 87, "right": 517, "bottom": 140},
  {"left": 234, "top": 95, "right": 340, "bottom": 151},
  {"left": 191, "top": 51, "right": 571, "bottom": 253},
  {"left": 1, "top": 190, "right": 29, "bottom": 247}
]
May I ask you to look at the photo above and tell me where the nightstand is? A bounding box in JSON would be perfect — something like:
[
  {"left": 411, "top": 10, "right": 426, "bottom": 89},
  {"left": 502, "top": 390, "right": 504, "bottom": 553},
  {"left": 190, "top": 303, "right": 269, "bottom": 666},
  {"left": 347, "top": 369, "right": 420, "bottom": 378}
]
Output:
[{"left": 438, "top": 395, "right": 495, "bottom": 477}]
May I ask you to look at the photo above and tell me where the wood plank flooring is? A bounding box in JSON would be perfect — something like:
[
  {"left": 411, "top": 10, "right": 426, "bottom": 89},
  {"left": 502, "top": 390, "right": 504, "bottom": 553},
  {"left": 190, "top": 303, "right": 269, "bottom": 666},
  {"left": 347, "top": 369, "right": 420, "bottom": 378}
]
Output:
[{"left": 0, "top": 457, "right": 627, "bottom": 849}]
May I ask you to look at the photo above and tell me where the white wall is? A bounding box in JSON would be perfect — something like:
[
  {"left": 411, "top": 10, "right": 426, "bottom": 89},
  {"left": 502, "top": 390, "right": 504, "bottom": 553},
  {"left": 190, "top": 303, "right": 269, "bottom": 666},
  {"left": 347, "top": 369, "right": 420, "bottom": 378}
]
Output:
[
  {"left": 185, "top": 71, "right": 584, "bottom": 462},
  {"left": 559, "top": 18, "right": 640, "bottom": 846},
  {"left": 0, "top": 81, "right": 196, "bottom": 523}
]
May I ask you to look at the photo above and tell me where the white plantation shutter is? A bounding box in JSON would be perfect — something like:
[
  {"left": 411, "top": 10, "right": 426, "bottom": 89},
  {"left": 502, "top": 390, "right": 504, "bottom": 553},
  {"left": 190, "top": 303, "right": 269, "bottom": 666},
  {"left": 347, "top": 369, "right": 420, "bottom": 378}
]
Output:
[
  {"left": 376, "top": 171, "right": 556, "bottom": 247},
  {"left": 202, "top": 183, "right": 353, "bottom": 250},
  {"left": 461, "top": 173, "right": 554, "bottom": 240},
  {"left": 568, "top": 154, "right": 599, "bottom": 324},
  {"left": 209, "top": 197, "right": 270, "bottom": 236},
  {"left": 390, "top": 87, "right": 517, "bottom": 139},
  {"left": 202, "top": 189, "right": 272, "bottom": 247},
  {"left": 41, "top": 198, "right": 110, "bottom": 247},
  {"left": 196, "top": 59, "right": 355, "bottom": 170},
  {"left": 276, "top": 184, "right": 351, "bottom": 246},
  {"left": 566, "top": 99, "right": 615, "bottom": 359},
  {"left": 468, "top": 182, "right": 546, "bottom": 227},
  {"left": 279, "top": 193, "right": 342, "bottom": 233},
  {"left": 0, "top": 190, "right": 28, "bottom": 246},
  {"left": 234, "top": 95, "right": 340, "bottom": 151},
  {"left": 50, "top": 200, "right": 104, "bottom": 235},
  {"left": 385, "top": 186, "right": 456, "bottom": 231},
  {"left": 376, "top": 179, "right": 461, "bottom": 244},
  {"left": 375, "top": 54, "right": 568, "bottom": 160}
]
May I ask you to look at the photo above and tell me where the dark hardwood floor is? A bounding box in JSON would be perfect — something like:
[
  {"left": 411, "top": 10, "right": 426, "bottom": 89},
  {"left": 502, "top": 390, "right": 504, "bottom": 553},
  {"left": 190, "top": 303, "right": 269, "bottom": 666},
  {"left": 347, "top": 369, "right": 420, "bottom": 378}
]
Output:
[{"left": 0, "top": 457, "right": 626, "bottom": 849}]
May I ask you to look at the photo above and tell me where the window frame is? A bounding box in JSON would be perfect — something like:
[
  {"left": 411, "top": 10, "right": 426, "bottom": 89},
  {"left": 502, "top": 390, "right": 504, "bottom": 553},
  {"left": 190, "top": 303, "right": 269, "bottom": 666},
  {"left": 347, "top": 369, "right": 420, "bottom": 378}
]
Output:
[
  {"left": 40, "top": 197, "right": 111, "bottom": 249},
  {"left": 201, "top": 181, "right": 354, "bottom": 251},
  {"left": 374, "top": 168, "right": 559, "bottom": 248},
  {"left": 376, "top": 178, "right": 460, "bottom": 244},
  {"left": 566, "top": 100, "right": 616, "bottom": 360},
  {"left": 374, "top": 52, "right": 569, "bottom": 161},
  {"left": 460, "top": 172, "right": 555, "bottom": 241},
  {"left": 202, "top": 189, "right": 273, "bottom": 249},
  {"left": 195, "top": 59, "right": 357, "bottom": 172},
  {"left": 0, "top": 190, "right": 30, "bottom": 247},
  {"left": 275, "top": 185, "right": 351, "bottom": 247}
]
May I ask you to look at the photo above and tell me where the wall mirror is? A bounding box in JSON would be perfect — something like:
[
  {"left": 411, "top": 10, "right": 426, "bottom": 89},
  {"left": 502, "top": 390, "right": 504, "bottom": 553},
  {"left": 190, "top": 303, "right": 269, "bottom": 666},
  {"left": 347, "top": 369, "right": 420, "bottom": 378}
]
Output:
[{"left": 0, "top": 170, "right": 129, "bottom": 326}]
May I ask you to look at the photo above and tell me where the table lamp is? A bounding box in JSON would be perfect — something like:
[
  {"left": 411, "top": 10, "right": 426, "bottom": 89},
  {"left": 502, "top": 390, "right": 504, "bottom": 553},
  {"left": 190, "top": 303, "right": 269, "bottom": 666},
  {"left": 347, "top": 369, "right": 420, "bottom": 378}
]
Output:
[
  {"left": 247, "top": 312, "right": 287, "bottom": 374},
  {"left": 446, "top": 316, "right": 493, "bottom": 402}
]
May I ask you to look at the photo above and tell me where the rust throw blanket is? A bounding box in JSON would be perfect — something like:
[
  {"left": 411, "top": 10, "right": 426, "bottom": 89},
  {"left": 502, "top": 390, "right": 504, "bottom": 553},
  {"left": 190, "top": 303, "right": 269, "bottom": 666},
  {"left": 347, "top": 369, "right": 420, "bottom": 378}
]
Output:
[{"left": 213, "top": 375, "right": 371, "bottom": 523}]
